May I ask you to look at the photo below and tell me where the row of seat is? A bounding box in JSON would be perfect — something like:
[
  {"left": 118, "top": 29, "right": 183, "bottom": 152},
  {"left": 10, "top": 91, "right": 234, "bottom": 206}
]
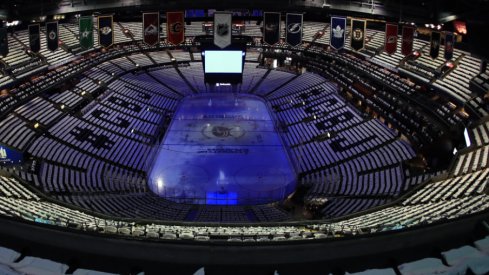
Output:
[
  {"left": 0, "top": 235, "right": 487, "bottom": 274},
  {"left": 0, "top": 160, "right": 488, "bottom": 241},
  {"left": 404, "top": 168, "right": 489, "bottom": 205},
  {"left": 0, "top": 114, "right": 37, "bottom": 151},
  {"left": 305, "top": 44, "right": 457, "bottom": 145},
  {"left": 264, "top": 72, "right": 416, "bottom": 216}
]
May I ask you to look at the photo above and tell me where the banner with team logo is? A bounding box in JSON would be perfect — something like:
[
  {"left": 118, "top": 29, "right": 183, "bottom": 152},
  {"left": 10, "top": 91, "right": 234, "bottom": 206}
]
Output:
[
  {"left": 79, "top": 16, "right": 94, "bottom": 50},
  {"left": 214, "top": 12, "right": 232, "bottom": 49},
  {"left": 167, "top": 11, "right": 185, "bottom": 45},
  {"left": 285, "top": 13, "right": 302, "bottom": 47},
  {"left": 28, "top": 24, "right": 41, "bottom": 53},
  {"left": 46, "top": 21, "right": 59, "bottom": 52},
  {"left": 401, "top": 25, "right": 415, "bottom": 56},
  {"left": 330, "top": 16, "right": 346, "bottom": 50},
  {"left": 384, "top": 23, "right": 398, "bottom": 55},
  {"left": 98, "top": 16, "right": 113, "bottom": 48},
  {"left": 444, "top": 32, "right": 455, "bottom": 61},
  {"left": 350, "top": 19, "right": 366, "bottom": 51},
  {"left": 263, "top": 12, "right": 281, "bottom": 45},
  {"left": 430, "top": 31, "right": 441, "bottom": 59},
  {"left": 0, "top": 28, "right": 8, "bottom": 57},
  {"left": 143, "top": 12, "right": 159, "bottom": 46}
]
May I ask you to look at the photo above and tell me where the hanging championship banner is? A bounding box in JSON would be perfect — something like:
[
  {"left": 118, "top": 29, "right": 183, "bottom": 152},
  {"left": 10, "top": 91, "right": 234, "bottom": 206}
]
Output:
[
  {"left": 401, "top": 25, "right": 415, "bottom": 56},
  {"left": 330, "top": 16, "right": 346, "bottom": 50},
  {"left": 0, "top": 28, "right": 8, "bottom": 57},
  {"left": 28, "top": 24, "right": 41, "bottom": 53},
  {"left": 384, "top": 23, "right": 398, "bottom": 55},
  {"left": 98, "top": 15, "right": 113, "bottom": 48},
  {"left": 350, "top": 19, "right": 366, "bottom": 51},
  {"left": 143, "top": 12, "right": 159, "bottom": 46},
  {"left": 213, "top": 12, "right": 232, "bottom": 49},
  {"left": 444, "top": 32, "right": 455, "bottom": 61},
  {"left": 79, "top": 16, "right": 94, "bottom": 50},
  {"left": 46, "top": 21, "right": 59, "bottom": 52},
  {"left": 430, "top": 31, "right": 441, "bottom": 59},
  {"left": 167, "top": 11, "right": 185, "bottom": 45},
  {"left": 263, "top": 12, "right": 281, "bottom": 45},
  {"left": 285, "top": 13, "right": 303, "bottom": 47}
]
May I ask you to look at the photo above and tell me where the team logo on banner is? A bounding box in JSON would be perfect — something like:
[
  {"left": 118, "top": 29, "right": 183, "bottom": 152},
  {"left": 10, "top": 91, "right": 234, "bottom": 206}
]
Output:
[
  {"left": 351, "top": 19, "right": 366, "bottom": 51},
  {"left": 330, "top": 16, "right": 346, "bottom": 50},
  {"left": 286, "top": 13, "right": 303, "bottom": 47},
  {"left": 263, "top": 12, "right": 281, "bottom": 45},
  {"left": 143, "top": 12, "right": 160, "bottom": 46},
  {"left": 0, "top": 28, "right": 8, "bottom": 57},
  {"left": 167, "top": 12, "right": 185, "bottom": 45},
  {"left": 79, "top": 16, "right": 94, "bottom": 50},
  {"left": 401, "top": 25, "right": 415, "bottom": 56},
  {"left": 214, "top": 12, "right": 232, "bottom": 49},
  {"left": 98, "top": 16, "right": 113, "bottom": 48},
  {"left": 444, "top": 32, "right": 455, "bottom": 61},
  {"left": 217, "top": 24, "right": 229, "bottom": 36},
  {"left": 28, "top": 24, "right": 41, "bottom": 53},
  {"left": 46, "top": 21, "right": 59, "bottom": 52},
  {"left": 384, "top": 23, "right": 398, "bottom": 55},
  {"left": 430, "top": 31, "right": 441, "bottom": 59}
]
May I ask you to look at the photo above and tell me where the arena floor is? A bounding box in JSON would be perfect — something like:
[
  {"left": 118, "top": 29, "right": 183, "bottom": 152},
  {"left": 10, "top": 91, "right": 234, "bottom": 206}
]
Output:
[{"left": 147, "top": 93, "right": 297, "bottom": 205}]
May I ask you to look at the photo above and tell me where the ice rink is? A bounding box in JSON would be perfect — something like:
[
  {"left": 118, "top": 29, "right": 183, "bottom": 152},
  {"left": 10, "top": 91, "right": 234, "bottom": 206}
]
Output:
[{"left": 147, "top": 94, "right": 297, "bottom": 205}]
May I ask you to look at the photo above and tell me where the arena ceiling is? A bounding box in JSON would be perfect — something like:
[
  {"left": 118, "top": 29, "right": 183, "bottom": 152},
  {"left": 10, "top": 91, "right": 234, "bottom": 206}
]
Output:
[
  {"left": 1, "top": 0, "right": 488, "bottom": 58},
  {"left": 1, "top": 0, "right": 488, "bottom": 24}
]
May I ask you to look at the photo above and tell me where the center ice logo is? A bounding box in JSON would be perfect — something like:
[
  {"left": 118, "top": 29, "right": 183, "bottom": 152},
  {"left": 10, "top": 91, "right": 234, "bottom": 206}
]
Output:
[
  {"left": 202, "top": 124, "right": 245, "bottom": 139},
  {"left": 212, "top": 126, "right": 233, "bottom": 138}
]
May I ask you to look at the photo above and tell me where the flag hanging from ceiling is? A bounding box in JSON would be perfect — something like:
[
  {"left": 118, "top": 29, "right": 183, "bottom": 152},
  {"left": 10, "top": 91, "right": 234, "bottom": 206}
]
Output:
[
  {"left": 143, "top": 12, "right": 159, "bottom": 46},
  {"left": 384, "top": 23, "right": 398, "bottom": 55},
  {"left": 444, "top": 32, "right": 455, "bottom": 61},
  {"left": 285, "top": 13, "right": 303, "bottom": 47},
  {"left": 330, "top": 16, "right": 346, "bottom": 50},
  {"left": 79, "top": 16, "right": 94, "bottom": 50},
  {"left": 0, "top": 28, "right": 8, "bottom": 57},
  {"left": 167, "top": 11, "right": 185, "bottom": 45},
  {"left": 350, "top": 19, "right": 366, "bottom": 51},
  {"left": 46, "top": 21, "right": 59, "bottom": 52},
  {"left": 28, "top": 24, "right": 41, "bottom": 53},
  {"left": 430, "top": 31, "right": 441, "bottom": 59},
  {"left": 213, "top": 12, "right": 232, "bottom": 49},
  {"left": 401, "top": 25, "right": 415, "bottom": 56},
  {"left": 98, "top": 15, "right": 113, "bottom": 48},
  {"left": 263, "top": 12, "right": 281, "bottom": 45}
]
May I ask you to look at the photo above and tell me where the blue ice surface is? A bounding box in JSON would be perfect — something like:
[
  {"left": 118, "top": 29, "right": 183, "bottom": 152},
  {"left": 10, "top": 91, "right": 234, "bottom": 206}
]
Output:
[{"left": 147, "top": 93, "right": 297, "bottom": 205}]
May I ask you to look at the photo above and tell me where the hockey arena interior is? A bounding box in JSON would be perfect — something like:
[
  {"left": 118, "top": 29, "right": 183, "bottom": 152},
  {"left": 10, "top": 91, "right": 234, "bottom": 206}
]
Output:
[{"left": 0, "top": 0, "right": 489, "bottom": 274}]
